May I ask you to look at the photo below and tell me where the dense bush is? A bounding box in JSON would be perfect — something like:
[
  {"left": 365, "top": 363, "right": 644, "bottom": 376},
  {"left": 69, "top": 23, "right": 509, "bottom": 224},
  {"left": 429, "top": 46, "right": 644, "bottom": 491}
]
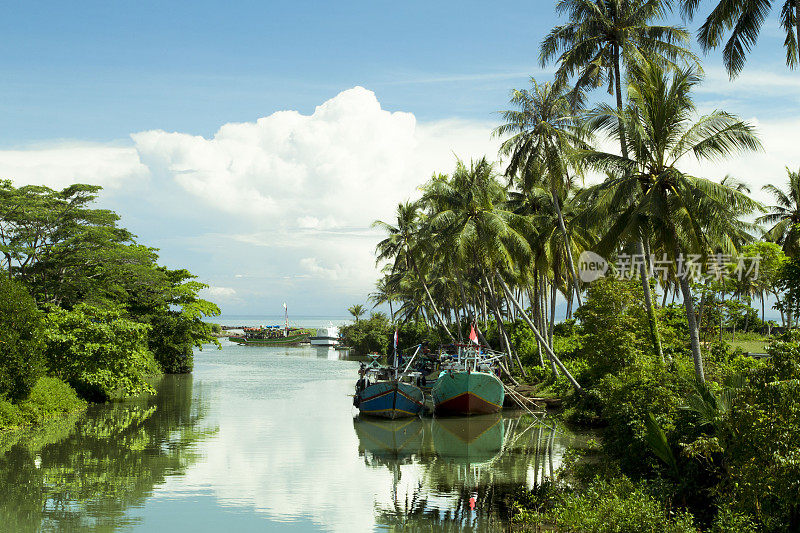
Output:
[
  {"left": 574, "top": 278, "right": 650, "bottom": 380},
  {"left": 714, "top": 340, "right": 800, "bottom": 531},
  {"left": 0, "top": 277, "right": 45, "bottom": 402},
  {"left": 514, "top": 476, "right": 696, "bottom": 533},
  {"left": 341, "top": 313, "right": 391, "bottom": 354},
  {"left": 0, "top": 377, "right": 85, "bottom": 429},
  {"left": 43, "top": 305, "right": 159, "bottom": 401},
  {"left": 341, "top": 314, "right": 449, "bottom": 355},
  {"left": 147, "top": 311, "right": 198, "bottom": 374}
]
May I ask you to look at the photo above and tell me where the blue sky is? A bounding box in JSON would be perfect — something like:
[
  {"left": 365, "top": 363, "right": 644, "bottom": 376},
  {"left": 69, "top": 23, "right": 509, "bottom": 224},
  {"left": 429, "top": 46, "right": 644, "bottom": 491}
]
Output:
[{"left": 2, "top": 1, "right": 799, "bottom": 315}]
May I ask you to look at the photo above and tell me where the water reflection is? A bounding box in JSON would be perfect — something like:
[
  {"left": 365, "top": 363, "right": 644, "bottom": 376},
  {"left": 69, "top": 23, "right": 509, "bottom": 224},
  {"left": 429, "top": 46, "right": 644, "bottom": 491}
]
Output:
[
  {"left": 0, "top": 375, "right": 215, "bottom": 531},
  {"left": 0, "top": 343, "right": 592, "bottom": 532},
  {"left": 353, "top": 415, "right": 576, "bottom": 531}
]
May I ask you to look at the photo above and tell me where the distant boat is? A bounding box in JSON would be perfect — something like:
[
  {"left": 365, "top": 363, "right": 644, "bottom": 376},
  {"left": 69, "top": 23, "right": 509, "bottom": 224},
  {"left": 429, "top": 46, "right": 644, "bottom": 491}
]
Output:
[
  {"left": 432, "top": 345, "right": 505, "bottom": 416},
  {"left": 228, "top": 327, "right": 310, "bottom": 346},
  {"left": 354, "top": 354, "right": 425, "bottom": 419},
  {"left": 310, "top": 324, "right": 340, "bottom": 346}
]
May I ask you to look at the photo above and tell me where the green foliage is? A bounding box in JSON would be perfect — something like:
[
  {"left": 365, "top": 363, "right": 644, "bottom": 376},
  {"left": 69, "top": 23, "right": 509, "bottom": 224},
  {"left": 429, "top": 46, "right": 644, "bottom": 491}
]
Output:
[
  {"left": 715, "top": 340, "right": 800, "bottom": 531},
  {"left": 574, "top": 278, "right": 650, "bottom": 380},
  {"left": 0, "top": 277, "right": 44, "bottom": 402},
  {"left": 348, "top": 304, "right": 366, "bottom": 322},
  {"left": 126, "top": 267, "right": 220, "bottom": 374},
  {"left": 591, "top": 362, "right": 689, "bottom": 476},
  {"left": 775, "top": 258, "right": 800, "bottom": 324},
  {"left": 644, "top": 413, "right": 679, "bottom": 479},
  {"left": 0, "top": 377, "right": 85, "bottom": 430},
  {"left": 514, "top": 477, "right": 695, "bottom": 533},
  {"left": 341, "top": 316, "right": 449, "bottom": 355},
  {"left": 43, "top": 305, "right": 159, "bottom": 401},
  {"left": 340, "top": 313, "right": 391, "bottom": 354}
]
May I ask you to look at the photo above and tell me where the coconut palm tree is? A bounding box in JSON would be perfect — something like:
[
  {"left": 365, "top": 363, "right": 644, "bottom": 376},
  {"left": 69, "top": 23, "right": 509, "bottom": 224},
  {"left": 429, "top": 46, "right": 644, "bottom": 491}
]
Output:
[
  {"left": 576, "top": 60, "right": 762, "bottom": 383},
  {"left": 348, "top": 304, "right": 366, "bottom": 323},
  {"left": 540, "top": 0, "right": 698, "bottom": 157},
  {"left": 541, "top": 0, "right": 699, "bottom": 361},
  {"left": 374, "top": 202, "right": 455, "bottom": 340},
  {"left": 420, "top": 158, "right": 532, "bottom": 364},
  {"left": 681, "top": 0, "right": 800, "bottom": 77},
  {"left": 495, "top": 78, "right": 588, "bottom": 308},
  {"left": 757, "top": 167, "right": 800, "bottom": 257}
]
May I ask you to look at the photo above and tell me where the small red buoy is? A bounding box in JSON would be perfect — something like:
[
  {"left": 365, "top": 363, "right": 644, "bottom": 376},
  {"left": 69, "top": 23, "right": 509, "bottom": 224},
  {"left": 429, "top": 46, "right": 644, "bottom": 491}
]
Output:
[{"left": 469, "top": 496, "right": 476, "bottom": 510}]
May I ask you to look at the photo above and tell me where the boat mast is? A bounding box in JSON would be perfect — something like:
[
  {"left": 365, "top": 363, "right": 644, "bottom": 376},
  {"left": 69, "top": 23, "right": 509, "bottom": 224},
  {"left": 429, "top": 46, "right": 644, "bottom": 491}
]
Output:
[{"left": 283, "top": 302, "right": 288, "bottom": 337}]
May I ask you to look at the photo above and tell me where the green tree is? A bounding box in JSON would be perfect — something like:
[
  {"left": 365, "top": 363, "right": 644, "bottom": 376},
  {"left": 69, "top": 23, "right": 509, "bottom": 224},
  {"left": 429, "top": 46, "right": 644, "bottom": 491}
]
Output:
[
  {"left": 0, "top": 277, "right": 44, "bottom": 402},
  {"left": 374, "top": 202, "right": 455, "bottom": 340},
  {"left": 125, "top": 267, "right": 220, "bottom": 374},
  {"left": 681, "top": 0, "right": 800, "bottom": 77},
  {"left": 348, "top": 304, "right": 366, "bottom": 323},
  {"left": 577, "top": 61, "right": 762, "bottom": 382},
  {"left": 495, "top": 77, "right": 588, "bottom": 310},
  {"left": 757, "top": 167, "right": 800, "bottom": 257},
  {"left": 43, "top": 305, "right": 160, "bottom": 401},
  {"left": 541, "top": 0, "right": 698, "bottom": 157}
]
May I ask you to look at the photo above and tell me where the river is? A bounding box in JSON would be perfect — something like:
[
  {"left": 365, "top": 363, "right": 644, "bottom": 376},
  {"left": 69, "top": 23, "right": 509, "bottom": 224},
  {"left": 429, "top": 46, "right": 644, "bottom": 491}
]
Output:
[{"left": 0, "top": 338, "right": 593, "bottom": 532}]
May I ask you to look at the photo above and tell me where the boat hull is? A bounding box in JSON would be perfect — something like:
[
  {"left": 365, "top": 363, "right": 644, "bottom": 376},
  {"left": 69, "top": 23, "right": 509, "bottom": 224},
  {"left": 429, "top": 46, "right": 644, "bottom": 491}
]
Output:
[
  {"left": 433, "top": 371, "right": 504, "bottom": 415},
  {"left": 358, "top": 381, "right": 424, "bottom": 419}
]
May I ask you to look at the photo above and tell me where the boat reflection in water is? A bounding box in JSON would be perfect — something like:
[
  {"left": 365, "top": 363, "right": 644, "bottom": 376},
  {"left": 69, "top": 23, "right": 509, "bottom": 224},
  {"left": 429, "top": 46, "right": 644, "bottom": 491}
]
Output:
[{"left": 353, "top": 413, "right": 573, "bottom": 531}]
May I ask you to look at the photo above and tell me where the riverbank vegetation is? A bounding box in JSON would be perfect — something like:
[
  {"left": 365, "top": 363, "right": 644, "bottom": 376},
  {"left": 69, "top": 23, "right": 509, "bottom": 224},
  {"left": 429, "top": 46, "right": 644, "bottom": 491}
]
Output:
[
  {"left": 0, "top": 182, "right": 220, "bottom": 432},
  {"left": 349, "top": 0, "right": 800, "bottom": 529}
]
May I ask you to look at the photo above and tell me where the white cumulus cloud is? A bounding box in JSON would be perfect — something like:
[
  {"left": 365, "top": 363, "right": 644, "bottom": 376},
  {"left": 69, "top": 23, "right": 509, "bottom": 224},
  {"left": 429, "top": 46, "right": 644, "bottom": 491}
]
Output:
[{"left": 0, "top": 143, "right": 148, "bottom": 190}]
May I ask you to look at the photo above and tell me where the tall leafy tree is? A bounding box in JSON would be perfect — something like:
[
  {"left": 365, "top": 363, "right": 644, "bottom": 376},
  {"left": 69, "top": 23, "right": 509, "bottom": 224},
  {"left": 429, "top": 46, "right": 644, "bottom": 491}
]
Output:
[
  {"left": 495, "top": 77, "right": 588, "bottom": 308},
  {"left": 374, "top": 202, "right": 455, "bottom": 340},
  {"left": 681, "top": 0, "right": 800, "bottom": 77},
  {"left": 540, "top": 0, "right": 698, "bottom": 157},
  {"left": 348, "top": 304, "right": 366, "bottom": 323},
  {"left": 577, "top": 60, "right": 761, "bottom": 382},
  {"left": 757, "top": 167, "right": 800, "bottom": 257},
  {"left": 540, "top": 0, "right": 697, "bottom": 361}
]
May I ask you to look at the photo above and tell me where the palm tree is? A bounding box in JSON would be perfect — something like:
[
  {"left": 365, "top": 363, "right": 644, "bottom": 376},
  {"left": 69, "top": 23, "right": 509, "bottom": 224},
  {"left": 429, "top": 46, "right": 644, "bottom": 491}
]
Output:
[
  {"left": 757, "top": 167, "right": 800, "bottom": 257},
  {"left": 495, "top": 77, "right": 588, "bottom": 308},
  {"left": 681, "top": 0, "right": 800, "bottom": 77},
  {"left": 369, "top": 273, "right": 400, "bottom": 323},
  {"left": 540, "top": 1, "right": 698, "bottom": 361},
  {"left": 420, "top": 158, "right": 532, "bottom": 364},
  {"left": 374, "top": 202, "right": 455, "bottom": 340},
  {"left": 348, "top": 304, "right": 366, "bottom": 323},
  {"left": 541, "top": 0, "right": 698, "bottom": 158},
  {"left": 577, "top": 60, "right": 762, "bottom": 383}
]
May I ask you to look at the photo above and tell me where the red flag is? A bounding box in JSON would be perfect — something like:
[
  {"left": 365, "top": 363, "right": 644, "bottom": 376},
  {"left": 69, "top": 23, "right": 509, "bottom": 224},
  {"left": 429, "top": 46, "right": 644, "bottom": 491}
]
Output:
[{"left": 469, "top": 325, "right": 478, "bottom": 345}]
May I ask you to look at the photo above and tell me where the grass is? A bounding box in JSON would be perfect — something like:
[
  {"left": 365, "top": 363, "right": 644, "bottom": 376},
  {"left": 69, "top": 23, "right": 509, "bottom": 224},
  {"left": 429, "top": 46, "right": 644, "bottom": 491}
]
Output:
[{"left": 729, "top": 339, "right": 770, "bottom": 353}]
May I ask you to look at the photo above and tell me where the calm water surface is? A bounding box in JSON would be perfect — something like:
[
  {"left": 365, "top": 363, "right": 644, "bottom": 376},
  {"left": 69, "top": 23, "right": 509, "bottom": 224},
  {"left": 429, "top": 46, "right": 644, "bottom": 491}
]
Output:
[{"left": 0, "top": 339, "right": 592, "bottom": 532}]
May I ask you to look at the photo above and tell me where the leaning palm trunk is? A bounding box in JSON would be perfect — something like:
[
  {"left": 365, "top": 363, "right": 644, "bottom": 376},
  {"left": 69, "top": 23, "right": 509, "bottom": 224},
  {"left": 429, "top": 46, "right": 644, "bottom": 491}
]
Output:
[
  {"left": 636, "top": 239, "right": 664, "bottom": 362},
  {"left": 409, "top": 256, "right": 455, "bottom": 341},
  {"left": 496, "top": 273, "right": 581, "bottom": 392},
  {"left": 552, "top": 187, "right": 582, "bottom": 308},
  {"left": 483, "top": 272, "right": 525, "bottom": 374},
  {"left": 547, "top": 280, "right": 558, "bottom": 377},
  {"left": 675, "top": 247, "right": 705, "bottom": 383}
]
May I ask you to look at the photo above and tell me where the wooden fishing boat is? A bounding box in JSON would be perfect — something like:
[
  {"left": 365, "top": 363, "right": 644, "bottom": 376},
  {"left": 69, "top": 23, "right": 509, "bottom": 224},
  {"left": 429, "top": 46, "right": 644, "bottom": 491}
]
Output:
[
  {"left": 228, "top": 330, "right": 310, "bottom": 346},
  {"left": 432, "top": 345, "right": 505, "bottom": 416},
  {"left": 354, "top": 354, "right": 425, "bottom": 419}
]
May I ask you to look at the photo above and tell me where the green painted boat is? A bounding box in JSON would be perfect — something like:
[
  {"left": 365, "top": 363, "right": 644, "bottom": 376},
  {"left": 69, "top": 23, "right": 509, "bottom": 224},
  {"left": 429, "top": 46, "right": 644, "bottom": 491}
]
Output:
[
  {"left": 228, "top": 332, "right": 310, "bottom": 346},
  {"left": 432, "top": 370, "right": 505, "bottom": 415}
]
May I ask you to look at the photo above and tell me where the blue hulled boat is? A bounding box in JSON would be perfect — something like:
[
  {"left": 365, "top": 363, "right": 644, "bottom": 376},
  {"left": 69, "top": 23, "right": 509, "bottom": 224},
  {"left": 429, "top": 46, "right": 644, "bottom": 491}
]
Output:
[{"left": 354, "top": 354, "right": 425, "bottom": 419}]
